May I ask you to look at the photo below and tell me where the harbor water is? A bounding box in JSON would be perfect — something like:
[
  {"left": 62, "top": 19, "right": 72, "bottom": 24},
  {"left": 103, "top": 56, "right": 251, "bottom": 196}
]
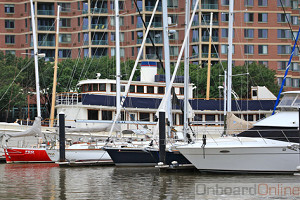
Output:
[{"left": 0, "top": 163, "right": 300, "bottom": 199}]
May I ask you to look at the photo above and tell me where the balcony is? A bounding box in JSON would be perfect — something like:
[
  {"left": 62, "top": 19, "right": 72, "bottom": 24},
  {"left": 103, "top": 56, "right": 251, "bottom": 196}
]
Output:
[
  {"left": 146, "top": 54, "right": 162, "bottom": 59},
  {"left": 91, "top": 40, "right": 108, "bottom": 45},
  {"left": 83, "top": 41, "right": 89, "bottom": 45},
  {"left": 201, "top": 35, "right": 219, "bottom": 42},
  {"left": 83, "top": 24, "right": 88, "bottom": 30},
  {"left": 192, "top": 21, "right": 199, "bottom": 26},
  {"left": 38, "top": 41, "right": 55, "bottom": 46},
  {"left": 201, "top": 21, "right": 219, "bottom": 26},
  {"left": 91, "top": 24, "right": 108, "bottom": 29},
  {"left": 38, "top": 25, "right": 54, "bottom": 31},
  {"left": 137, "top": 38, "right": 162, "bottom": 44},
  {"left": 192, "top": 37, "right": 199, "bottom": 42},
  {"left": 91, "top": 8, "right": 108, "bottom": 13},
  {"left": 202, "top": 53, "right": 218, "bottom": 58},
  {"left": 201, "top": 4, "right": 218, "bottom": 9},
  {"left": 82, "top": 9, "right": 88, "bottom": 14},
  {"left": 145, "top": 6, "right": 162, "bottom": 11},
  {"left": 37, "top": 10, "right": 54, "bottom": 15}
]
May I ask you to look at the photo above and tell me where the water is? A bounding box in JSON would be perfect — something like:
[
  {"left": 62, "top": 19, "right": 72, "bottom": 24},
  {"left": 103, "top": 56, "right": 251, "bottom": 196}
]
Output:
[{"left": 0, "top": 163, "right": 300, "bottom": 200}]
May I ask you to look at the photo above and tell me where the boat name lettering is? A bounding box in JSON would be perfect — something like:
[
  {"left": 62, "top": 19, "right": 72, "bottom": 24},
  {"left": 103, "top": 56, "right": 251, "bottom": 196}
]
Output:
[{"left": 25, "top": 150, "right": 35, "bottom": 154}]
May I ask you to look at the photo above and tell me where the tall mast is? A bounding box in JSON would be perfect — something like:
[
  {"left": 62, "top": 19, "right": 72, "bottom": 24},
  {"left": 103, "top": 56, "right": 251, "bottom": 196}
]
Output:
[
  {"left": 30, "top": 0, "right": 41, "bottom": 118},
  {"left": 227, "top": 0, "right": 234, "bottom": 113},
  {"left": 206, "top": 12, "right": 213, "bottom": 100},
  {"left": 50, "top": 6, "right": 60, "bottom": 127},
  {"left": 162, "top": 0, "right": 172, "bottom": 133},
  {"left": 183, "top": 0, "right": 190, "bottom": 137},
  {"left": 115, "top": 0, "right": 121, "bottom": 117}
]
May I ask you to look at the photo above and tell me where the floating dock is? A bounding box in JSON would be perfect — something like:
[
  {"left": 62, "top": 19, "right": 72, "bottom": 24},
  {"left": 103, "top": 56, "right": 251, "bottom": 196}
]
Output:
[
  {"left": 0, "top": 156, "right": 6, "bottom": 163},
  {"left": 57, "top": 160, "right": 115, "bottom": 167}
]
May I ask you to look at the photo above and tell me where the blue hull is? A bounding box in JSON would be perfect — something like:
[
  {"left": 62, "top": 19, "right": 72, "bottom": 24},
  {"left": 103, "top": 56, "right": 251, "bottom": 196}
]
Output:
[{"left": 105, "top": 148, "right": 191, "bottom": 166}]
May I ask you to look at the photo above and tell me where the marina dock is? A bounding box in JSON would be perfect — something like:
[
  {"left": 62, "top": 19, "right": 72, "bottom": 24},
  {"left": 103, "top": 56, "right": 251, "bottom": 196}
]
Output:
[{"left": 57, "top": 160, "right": 115, "bottom": 167}]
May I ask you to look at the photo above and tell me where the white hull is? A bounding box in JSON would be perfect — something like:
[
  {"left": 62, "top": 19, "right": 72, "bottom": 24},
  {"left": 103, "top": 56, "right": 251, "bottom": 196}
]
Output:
[{"left": 178, "top": 137, "right": 300, "bottom": 173}]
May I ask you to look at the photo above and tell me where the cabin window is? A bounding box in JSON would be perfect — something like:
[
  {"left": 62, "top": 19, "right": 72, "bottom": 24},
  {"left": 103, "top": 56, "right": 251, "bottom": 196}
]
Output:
[
  {"left": 158, "top": 87, "right": 164, "bottom": 94},
  {"left": 83, "top": 84, "right": 89, "bottom": 92},
  {"left": 243, "top": 114, "right": 253, "bottom": 121},
  {"left": 256, "top": 114, "right": 265, "bottom": 120},
  {"left": 194, "top": 114, "right": 202, "bottom": 121},
  {"left": 88, "top": 110, "right": 98, "bottom": 120},
  {"left": 205, "top": 115, "right": 215, "bottom": 121},
  {"left": 88, "top": 84, "right": 92, "bottom": 91},
  {"left": 140, "top": 112, "right": 150, "bottom": 121},
  {"left": 137, "top": 85, "right": 144, "bottom": 93},
  {"left": 99, "top": 83, "right": 106, "bottom": 91},
  {"left": 130, "top": 85, "right": 135, "bottom": 93},
  {"left": 147, "top": 86, "right": 154, "bottom": 94},
  {"left": 121, "top": 111, "right": 125, "bottom": 121},
  {"left": 102, "top": 110, "right": 112, "bottom": 120},
  {"left": 179, "top": 87, "right": 184, "bottom": 95},
  {"left": 121, "top": 85, "right": 125, "bottom": 92},
  {"left": 92, "top": 84, "right": 98, "bottom": 91},
  {"left": 293, "top": 95, "right": 300, "bottom": 106},
  {"left": 111, "top": 84, "right": 116, "bottom": 92},
  {"left": 178, "top": 114, "right": 183, "bottom": 125}
]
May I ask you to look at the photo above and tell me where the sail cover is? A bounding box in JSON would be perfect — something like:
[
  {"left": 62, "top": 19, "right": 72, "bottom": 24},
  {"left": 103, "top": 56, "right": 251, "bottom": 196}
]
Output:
[{"left": 226, "top": 112, "right": 254, "bottom": 135}]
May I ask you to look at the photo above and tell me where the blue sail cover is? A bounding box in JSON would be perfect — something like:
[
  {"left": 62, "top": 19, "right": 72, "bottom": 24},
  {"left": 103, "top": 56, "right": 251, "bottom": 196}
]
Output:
[{"left": 81, "top": 94, "right": 275, "bottom": 111}]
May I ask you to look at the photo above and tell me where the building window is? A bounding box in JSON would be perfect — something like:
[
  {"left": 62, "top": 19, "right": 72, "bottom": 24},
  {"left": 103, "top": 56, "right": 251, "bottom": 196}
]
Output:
[
  {"left": 58, "top": 3, "right": 71, "bottom": 12},
  {"left": 77, "top": 2, "right": 80, "bottom": 10},
  {"left": 169, "top": 31, "right": 179, "bottom": 40},
  {"left": 25, "top": 3, "right": 27, "bottom": 12},
  {"left": 221, "top": 28, "right": 235, "bottom": 38},
  {"left": 293, "top": 78, "right": 300, "bottom": 88},
  {"left": 25, "top": 19, "right": 27, "bottom": 28},
  {"left": 258, "top": 61, "right": 268, "bottom": 67},
  {"left": 170, "top": 46, "right": 179, "bottom": 56},
  {"left": 221, "top": 13, "right": 229, "bottom": 22},
  {"left": 277, "top": 45, "right": 291, "bottom": 55},
  {"left": 131, "top": 31, "right": 134, "bottom": 41},
  {"left": 131, "top": 47, "right": 134, "bottom": 57},
  {"left": 258, "top": 29, "right": 268, "bottom": 38},
  {"left": 291, "top": 0, "right": 298, "bottom": 9},
  {"left": 5, "top": 50, "right": 15, "bottom": 55},
  {"left": 244, "top": 13, "right": 254, "bottom": 22},
  {"left": 258, "top": 0, "right": 267, "bottom": 6},
  {"left": 167, "top": 0, "right": 178, "bottom": 7},
  {"left": 60, "top": 18, "right": 71, "bottom": 27},
  {"left": 277, "top": 29, "right": 291, "bottom": 39},
  {"left": 5, "top": 20, "right": 14, "bottom": 29},
  {"left": 244, "top": 0, "right": 253, "bottom": 6},
  {"left": 78, "top": 17, "right": 80, "bottom": 26},
  {"left": 277, "top": 61, "right": 287, "bottom": 70},
  {"left": 221, "top": 44, "right": 235, "bottom": 54},
  {"left": 78, "top": 33, "right": 80, "bottom": 43},
  {"left": 5, "top": 4, "right": 14, "bottom": 13},
  {"left": 244, "top": 29, "right": 254, "bottom": 38},
  {"left": 110, "top": 16, "right": 124, "bottom": 26},
  {"left": 292, "top": 16, "right": 298, "bottom": 25},
  {"left": 25, "top": 34, "right": 28, "bottom": 43},
  {"left": 277, "top": 13, "right": 290, "bottom": 23},
  {"left": 131, "top": 16, "right": 134, "bottom": 25},
  {"left": 258, "top": 13, "right": 268, "bottom": 23},
  {"left": 277, "top": 0, "right": 290, "bottom": 7},
  {"left": 5, "top": 35, "right": 15, "bottom": 44},
  {"left": 244, "top": 45, "right": 254, "bottom": 54},
  {"left": 58, "top": 49, "right": 71, "bottom": 58},
  {"left": 221, "top": 0, "right": 229, "bottom": 6},
  {"left": 59, "top": 34, "right": 71, "bottom": 43},
  {"left": 110, "top": 1, "right": 125, "bottom": 10},
  {"left": 292, "top": 63, "right": 299, "bottom": 71},
  {"left": 258, "top": 45, "right": 268, "bottom": 54}
]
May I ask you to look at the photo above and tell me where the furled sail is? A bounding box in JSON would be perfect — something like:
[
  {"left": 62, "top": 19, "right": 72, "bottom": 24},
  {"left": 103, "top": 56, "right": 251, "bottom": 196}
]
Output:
[{"left": 226, "top": 112, "right": 254, "bottom": 135}]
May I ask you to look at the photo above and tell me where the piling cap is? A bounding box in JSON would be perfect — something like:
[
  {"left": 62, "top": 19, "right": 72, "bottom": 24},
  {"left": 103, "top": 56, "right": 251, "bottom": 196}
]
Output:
[{"left": 59, "top": 111, "right": 65, "bottom": 115}]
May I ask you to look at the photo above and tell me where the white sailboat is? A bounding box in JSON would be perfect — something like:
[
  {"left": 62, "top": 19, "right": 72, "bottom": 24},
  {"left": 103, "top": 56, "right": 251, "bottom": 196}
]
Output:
[{"left": 177, "top": 0, "right": 300, "bottom": 173}]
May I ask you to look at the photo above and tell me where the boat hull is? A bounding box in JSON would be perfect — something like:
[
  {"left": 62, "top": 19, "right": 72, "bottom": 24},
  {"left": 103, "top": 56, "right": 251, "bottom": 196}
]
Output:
[
  {"left": 5, "top": 148, "right": 53, "bottom": 163},
  {"left": 105, "top": 147, "right": 191, "bottom": 166},
  {"left": 178, "top": 139, "right": 300, "bottom": 173}
]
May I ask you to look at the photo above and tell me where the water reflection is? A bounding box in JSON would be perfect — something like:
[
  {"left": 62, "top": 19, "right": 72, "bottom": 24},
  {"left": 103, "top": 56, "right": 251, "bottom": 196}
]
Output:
[{"left": 0, "top": 164, "right": 300, "bottom": 199}]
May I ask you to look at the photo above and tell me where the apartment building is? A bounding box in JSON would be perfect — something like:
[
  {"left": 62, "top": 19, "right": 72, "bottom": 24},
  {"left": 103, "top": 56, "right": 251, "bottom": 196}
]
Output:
[{"left": 0, "top": 0, "right": 299, "bottom": 89}]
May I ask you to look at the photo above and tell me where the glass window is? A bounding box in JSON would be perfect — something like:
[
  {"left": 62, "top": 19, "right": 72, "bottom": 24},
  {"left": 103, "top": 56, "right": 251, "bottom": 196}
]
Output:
[
  {"left": 277, "top": 45, "right": 291, "bottom": 54},
  {"left": 277, "top": 13, "right": 290, "bottom": 23},
  {"left": 258, "top": 13, "right": 268, "bottom": 22},
  {"left": 292, "top": 63, "right": 299, "bottom": 71},
  {"left": 244, "top": 13, "right": 254, "bottom": 22},
  {"left": 277, "top": 61, "right": 287, "bottom": 70},
  {"left": 158, "top": 87, "right": 164, "bottom": 94},
  {"left": 170, "top": 46, "right": 178, "bottom": 56},
  {"left": 277, "top": 0, "right": 290, "bottom": 7},
  {"left": 258, "top": 29, "right": 268, "bottom": 38},
  {"left": 59, "top": 34, "right": 71, "bottom": 43},
  {"left": 258, "top": 61, "right": 268, "bottom": 67},
  {"left": 205, "top": 115, "right": 215, "bottom": 121},
  {"left": 102, "top": 110, "right": 112, "bottom": 120},
  {"left": 88, "top": 110, "right": 98, "bottom": 120},
  {"left": 221, "top": 44, "right": 235, "bottom": 54},
  {"left": 167, "top": 0, "right": 178, "bottom": 7},
  {"left": 60, "top": 18, "right": 71, "bottom": 27},
  {"left": 58, "top": 3, "right": 71, "bottom": 12},
  {"left": 221, "top": 0, "right": 229, "bottom": 6},
  {"left": 293, "top": 79, "right": 300, "bottom": 88},
  {"left": 244, "top": 0, "right": 253, "bottom": 6},
  {"left": 5, "top": 20, "right": 14, "bottom": 29},
  {"left": 137, "top": 85, "right": 144, "bottom": 93},
  {"left": 221, "top": 13, "right": 229, "bottom": 22},
  {"left": 5, "top": 35, "right": 15, "bottom": 44},
  {"left": 244, "top": 45, "right": 254, "bottom": 54},
  {"left": 194, "top": 114, "right": 202, "bottom": 121},
  {"left": 5, "top": 50, "right": 15, "bottom": 55},
  {"left": 277, "top": 29, "right": 291, "bottom": 39},
  {"left": 129, "top": 85, "right": 135, "bottom": 93},
  {"left": 292, "top": 16, "right": 298, "bottom": 25},
  {"left": 140, "top": 113, "right": 150, "bottom": 121},
  {"left": 92, "top": 84, "right": 98, "bottom": 91},
  {"left": 111, "top": 84, "right": 116, "bottom": 92},
  {"left": 5, "top": 4, "right": 14, "bottom": 13},
  {"left": 99, "top": 83, "right": 106, "bottom": 91},
  {"left": 58, "top": 49, "right": 71, "bottom": 58},
  {"left": 244, "top": 29, "right": 254, "bottom": 38},
  {"left": 258, "top": 0, "right": 267, "bottom": 6},
  {"left": 147, "top": 86, "right": 154, "bottom": 93},
  {"left": 258, "top": 45, "right": 268, "bottom": 54}
]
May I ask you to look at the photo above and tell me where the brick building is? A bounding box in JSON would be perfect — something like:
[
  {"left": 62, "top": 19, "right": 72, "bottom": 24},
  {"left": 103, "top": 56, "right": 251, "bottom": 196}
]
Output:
[{"left": 0, "top": 0, "right": 299, "bottom": 89}]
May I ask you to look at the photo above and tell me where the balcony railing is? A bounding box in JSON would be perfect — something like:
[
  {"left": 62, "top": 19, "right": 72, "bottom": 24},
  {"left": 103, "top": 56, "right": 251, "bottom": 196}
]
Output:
[
  {"left": 83, "top": 24, "right": 88, "bottom": 30},
  {"left": 146, "top": 54, "right": 162, "bottom": 59},
  {"left": 201, "top": 21, "right": 219, "bottom": 26},
  {"left": 201, "top": 4, "right": 218, "bottom": 9},
  {"left": 82, "top": 9, "right": 88, "bottom": 14},
  {"left": 201, "top": 35, "right": 219, "bottom": 42},
  {"left": 83, "top": 41, "right": 89, "bottom": 45},
  {"left": 38, "top": 25, "right": 54, "bottom": 31},
  {"left": 192, "top": 21, "right": 199, "bottom": 26},
  {"left": 91, "top": 40, "right": 108, "bottom": 45},
  {"left": 91, "top": 7, "right": 108, "bottom": 13},
  {"left": 91, "top": 24, "right": 108, "bottom": 29},
  {"left": 202, "top": 53, "right": 218, "bottom": 58},
  {"left": 192, "top": 37, "right": 199, "bottom": 42},
  {"left": 37, "top": 10, "right": 54, "bottom": 15},
  {"left": 145, "top": 6, "right": 162, "bottom": 11},
  {"left": 38, "top": 41, "right": 55, "bottom": 46}
]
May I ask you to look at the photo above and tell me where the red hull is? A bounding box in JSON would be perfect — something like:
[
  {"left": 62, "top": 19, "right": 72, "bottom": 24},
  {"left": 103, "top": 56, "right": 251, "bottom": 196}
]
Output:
[{"left": 4, "top": 148, "right": 53, "bottom": 163}]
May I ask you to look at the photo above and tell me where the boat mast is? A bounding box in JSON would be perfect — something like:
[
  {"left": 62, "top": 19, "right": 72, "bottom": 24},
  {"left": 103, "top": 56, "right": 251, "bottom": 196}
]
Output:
[
  {"left": 115, "top": 0, "right": 121, "bottom": 118},
  {"left": 227, "top": 0, "right": 234, "bottom": 113},
  {"left": 206, "top": 12, "right": 213, "bottom": 100},
  {"left": 50, "top": 6, "right": 60, "bottom": 127},
  {"left": 183, "top": 0, "right": 190, "bottom": 138},
  {"left": 30, "top": 0, "right": 41, "bottom": 118},
  {"left": 162, "top": 0, "right": 172, "bottom": 135}
]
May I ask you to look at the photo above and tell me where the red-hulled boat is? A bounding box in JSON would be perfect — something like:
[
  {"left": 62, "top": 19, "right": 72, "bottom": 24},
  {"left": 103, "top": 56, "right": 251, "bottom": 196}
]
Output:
[{"left": 4, "top": 148, "right": 54, "bottom": 163}]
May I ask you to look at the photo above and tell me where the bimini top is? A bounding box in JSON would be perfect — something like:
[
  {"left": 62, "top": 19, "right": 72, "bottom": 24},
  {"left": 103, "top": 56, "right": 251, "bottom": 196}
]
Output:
[{"left": 277, "top": 91, "right": 300, "bottom": 109}]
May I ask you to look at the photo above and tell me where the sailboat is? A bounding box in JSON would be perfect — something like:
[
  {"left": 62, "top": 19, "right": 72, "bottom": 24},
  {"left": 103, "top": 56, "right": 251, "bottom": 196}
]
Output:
[{"left": 177, "top": 0, "right": 300, "bottom": 173}]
